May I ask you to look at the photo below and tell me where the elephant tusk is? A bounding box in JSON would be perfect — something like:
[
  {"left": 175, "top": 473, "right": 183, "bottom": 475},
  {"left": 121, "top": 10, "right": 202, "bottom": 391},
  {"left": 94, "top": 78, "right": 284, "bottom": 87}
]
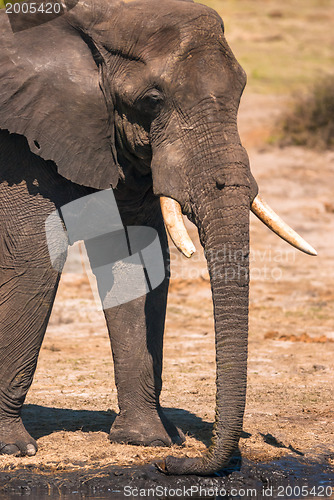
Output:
[
  {"left": 251, "top": 195, "right": 317, "bottom": 256},
  {"left": 160, "top": 197, "right": 196, "bottom": 258}
]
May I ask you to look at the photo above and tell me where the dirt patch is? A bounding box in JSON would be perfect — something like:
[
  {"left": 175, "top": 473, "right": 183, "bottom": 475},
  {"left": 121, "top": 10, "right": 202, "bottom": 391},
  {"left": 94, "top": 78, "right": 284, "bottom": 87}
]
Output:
[{"left": 264, "top": 331, "right": 333, "bottom": 343}]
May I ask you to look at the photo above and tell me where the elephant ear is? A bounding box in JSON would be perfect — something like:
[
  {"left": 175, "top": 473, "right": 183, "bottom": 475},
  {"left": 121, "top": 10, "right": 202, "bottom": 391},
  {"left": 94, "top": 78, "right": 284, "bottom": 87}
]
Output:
[{"left": 0, "top": 10, "right": 119, "bottom": 190}]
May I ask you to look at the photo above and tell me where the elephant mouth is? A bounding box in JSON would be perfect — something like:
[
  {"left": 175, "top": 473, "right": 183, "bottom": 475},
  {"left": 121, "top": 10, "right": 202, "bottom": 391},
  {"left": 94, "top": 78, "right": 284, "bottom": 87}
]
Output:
[{"left": 160, "top": 194, "right": 317, "bottom": 258}]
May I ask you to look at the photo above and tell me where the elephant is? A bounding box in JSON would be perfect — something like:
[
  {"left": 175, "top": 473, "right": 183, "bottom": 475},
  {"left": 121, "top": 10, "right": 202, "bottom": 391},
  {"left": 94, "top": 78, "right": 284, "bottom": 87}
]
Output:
[{"left": 0, "top": 0, "right": 316, "bottom": 475}]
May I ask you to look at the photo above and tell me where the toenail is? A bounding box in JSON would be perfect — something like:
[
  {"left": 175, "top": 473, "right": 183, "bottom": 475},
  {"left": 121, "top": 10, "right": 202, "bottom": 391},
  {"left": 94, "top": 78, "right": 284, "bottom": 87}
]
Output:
[{"left": 26, "top": 444, "right": 37, "bottom": 456}]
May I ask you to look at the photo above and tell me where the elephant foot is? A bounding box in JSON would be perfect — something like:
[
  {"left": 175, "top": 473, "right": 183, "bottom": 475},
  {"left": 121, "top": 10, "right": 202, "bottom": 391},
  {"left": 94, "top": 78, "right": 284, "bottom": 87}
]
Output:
[
  {"left": 0, "top": 416, "right": 37, "bottom": 457},
  {"left": 109, "top": 408, "right": 185, "bottom": 447}
]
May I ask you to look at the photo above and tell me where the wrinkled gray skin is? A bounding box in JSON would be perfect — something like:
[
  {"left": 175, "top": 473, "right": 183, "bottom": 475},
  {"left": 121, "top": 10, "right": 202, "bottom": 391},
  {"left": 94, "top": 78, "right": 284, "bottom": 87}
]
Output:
[{"left": 0, "top": 0, "right": 258, "bottom": 475}]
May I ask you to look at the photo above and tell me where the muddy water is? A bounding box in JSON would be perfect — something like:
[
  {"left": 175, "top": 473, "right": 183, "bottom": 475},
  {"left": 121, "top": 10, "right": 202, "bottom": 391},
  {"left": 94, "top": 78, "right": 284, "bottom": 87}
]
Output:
[{"left": 0, "top": 454, "right": 333, "bottom": 499}]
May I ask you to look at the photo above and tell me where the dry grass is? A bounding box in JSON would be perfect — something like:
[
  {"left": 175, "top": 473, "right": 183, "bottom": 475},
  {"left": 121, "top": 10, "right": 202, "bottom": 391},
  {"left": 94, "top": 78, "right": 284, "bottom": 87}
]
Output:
[{"left": 272, "top": 76, "right": 334, "bottom": 149}]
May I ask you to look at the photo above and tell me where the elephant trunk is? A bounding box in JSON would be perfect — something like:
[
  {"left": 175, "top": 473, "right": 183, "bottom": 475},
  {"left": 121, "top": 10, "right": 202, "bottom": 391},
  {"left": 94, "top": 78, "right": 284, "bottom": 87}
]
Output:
[{"left": 159, "top": 166, "right": 251, "bottom": 475}]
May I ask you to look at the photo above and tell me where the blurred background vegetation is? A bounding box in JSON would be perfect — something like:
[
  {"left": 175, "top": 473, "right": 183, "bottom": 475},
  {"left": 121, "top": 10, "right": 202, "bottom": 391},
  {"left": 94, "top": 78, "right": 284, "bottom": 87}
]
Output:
[
  {"left": 201, "top": 0, "right": 334, "bottom": 148},
  {"left": 274, "top": 75, "right": 334, "bottom": 149},
  {"left": 202, "top": 0, "right": 334, "bottom": 94}
]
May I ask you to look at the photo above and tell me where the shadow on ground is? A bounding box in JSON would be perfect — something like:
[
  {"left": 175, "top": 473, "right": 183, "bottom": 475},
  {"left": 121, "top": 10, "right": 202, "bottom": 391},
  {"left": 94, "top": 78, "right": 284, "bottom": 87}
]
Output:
[
  {"left": 22, "top": 404, "right": 214, "bottom": 444},
  {"left": 2, "top": 406, "right": 330, "bottom": 498}
]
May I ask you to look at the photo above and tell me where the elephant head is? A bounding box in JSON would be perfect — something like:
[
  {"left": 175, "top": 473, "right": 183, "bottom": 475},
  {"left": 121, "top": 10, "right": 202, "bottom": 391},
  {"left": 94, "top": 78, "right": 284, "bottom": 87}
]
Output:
[{"left": 0, "top": 0, "right": 316, "bottom": 475}]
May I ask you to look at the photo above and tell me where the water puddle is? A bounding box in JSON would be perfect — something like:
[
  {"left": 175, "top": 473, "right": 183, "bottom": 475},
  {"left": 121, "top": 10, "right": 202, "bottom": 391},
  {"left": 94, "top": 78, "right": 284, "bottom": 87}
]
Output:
[{"left": 0, "top": 453, "right": 333, "bottom": 499}]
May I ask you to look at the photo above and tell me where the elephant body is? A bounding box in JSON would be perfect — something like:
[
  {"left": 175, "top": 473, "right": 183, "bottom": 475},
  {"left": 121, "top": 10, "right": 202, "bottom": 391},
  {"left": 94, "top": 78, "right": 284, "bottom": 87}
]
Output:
[
  {"left": 0, "top": 127, "right": 181, "bottom": 454},
  {"left": 0, "top": 0, "right": 314, "bottom": 475}
]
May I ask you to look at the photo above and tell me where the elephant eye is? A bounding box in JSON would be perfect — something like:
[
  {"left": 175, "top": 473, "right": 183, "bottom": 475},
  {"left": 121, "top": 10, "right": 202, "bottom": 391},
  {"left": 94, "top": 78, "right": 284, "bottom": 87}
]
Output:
[{"left": 139, "top": 89, "right": 164, "bottom": 115}]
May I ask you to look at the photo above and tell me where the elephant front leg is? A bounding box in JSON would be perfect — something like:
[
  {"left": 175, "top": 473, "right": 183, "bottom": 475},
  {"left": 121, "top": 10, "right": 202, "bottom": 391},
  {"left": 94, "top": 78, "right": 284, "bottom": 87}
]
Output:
[
  {"left": 105, "top": 279, "right": 184, "bottom": 447},
  {"left": 87, "top": 196, "right": 185, "bottom": 447},
  {"left": 0, "top": 232, "right": 62, "bottom": 457},
  {"left": 0, "top": 159, "right": 69, "bottom": 457},
  {"left": 0, "top": 298, "right": 41, "bottom": 457},
  {"left": 0, "top": 266, "right": 60, "bottom": 456}
]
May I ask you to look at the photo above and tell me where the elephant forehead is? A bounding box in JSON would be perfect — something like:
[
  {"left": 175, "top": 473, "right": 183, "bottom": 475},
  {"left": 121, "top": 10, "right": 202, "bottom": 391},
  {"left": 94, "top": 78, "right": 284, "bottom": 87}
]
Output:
[
  {"left": 104, "top": 0, "right": 224, "bottom": 56},
  {"left": 147, "top": 44, "right": 245, "bottom": 99}
]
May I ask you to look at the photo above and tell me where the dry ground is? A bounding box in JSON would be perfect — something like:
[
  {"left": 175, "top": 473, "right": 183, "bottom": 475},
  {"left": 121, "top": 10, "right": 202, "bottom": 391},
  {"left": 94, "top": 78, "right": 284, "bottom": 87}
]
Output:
[{"left": 0, "top": 0, "right": 333, "bottom": 491}]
